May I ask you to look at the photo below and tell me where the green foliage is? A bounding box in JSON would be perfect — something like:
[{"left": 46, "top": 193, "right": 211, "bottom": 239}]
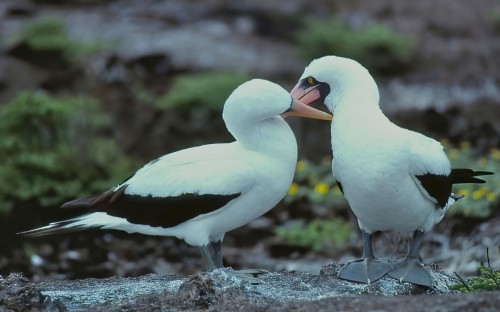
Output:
[
  {"left": 275, "top": 219, "right": 352, "bottom": 252},
  {"left": 295, "top": 19, "right": 414, "bottom": 74},
  {"left": 16, "top": 18, "right": 100, "bottom": 63},
  {"left": 0, "top": 92, "right": 136, "bottom": 214},
  {"left": 443, "top": 141, "right": 499, "bottom": 218},
  {"left": 285, "top": 158, "right": 347, "bottom": 208},
  {"left": 450, "top": 265, "right": 500, "bottom": 292},
  {"left": 21, "top": 18, "right": 71, "bottom": 50},
  {"left": 278, "top": 158, "right": 349, "bottom": 252},
  {"left": 156, "top": 72, "right": 250, "bottom": 113},
  {"left": 278, "top": 158, "right": 350, "bottom": 252}
]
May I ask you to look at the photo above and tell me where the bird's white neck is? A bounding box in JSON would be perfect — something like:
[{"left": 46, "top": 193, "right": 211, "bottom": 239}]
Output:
[
  {"left": 333, "top": 79, "right": 388, "bottom": 128},
  {"left": 330, "top": 81, "right": 394, "bottom": 154},
  {"left": 231, "top": 117, "right": 298, "bottom": 160}
]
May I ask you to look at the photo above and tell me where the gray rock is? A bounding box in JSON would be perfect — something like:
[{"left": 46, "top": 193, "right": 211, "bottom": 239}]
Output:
[{"left": 3, "top": 263, "right": 494, "bottom": 312}]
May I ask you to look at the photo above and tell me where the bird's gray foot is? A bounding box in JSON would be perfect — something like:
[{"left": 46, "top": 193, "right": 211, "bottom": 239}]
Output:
[
  {"left": 388, "top": 257, "right": 432, "bottom": 287},
  {"left": 235, "top": 268, "right": 268, "bottom": 275},
  {"left": 231, "top": 269, "right": 267, "bottom": 284},
  {"left": 338, "top": 258, "right": 393, "bottom": 284}
]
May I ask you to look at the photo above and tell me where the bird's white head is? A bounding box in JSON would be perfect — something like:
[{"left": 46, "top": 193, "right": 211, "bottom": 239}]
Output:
[
  {"left": 290, "top": 56, "right": 380, "bottom": 116},
  {"left": 223, "top": 79, "right": 332, "bottom": 136}
]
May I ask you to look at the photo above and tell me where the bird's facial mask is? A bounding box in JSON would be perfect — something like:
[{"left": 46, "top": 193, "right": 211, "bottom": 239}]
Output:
[
  {"left": 290, "top": 76, "right": 331, "bottom": 112},
  {"left": 280, "top": 97, "right": 332, "bottom": 121}
]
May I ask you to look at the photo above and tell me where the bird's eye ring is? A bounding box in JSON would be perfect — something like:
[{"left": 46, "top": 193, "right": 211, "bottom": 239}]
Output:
[{"left": 307, "top": 77, "right": 314, "bottom": 85}]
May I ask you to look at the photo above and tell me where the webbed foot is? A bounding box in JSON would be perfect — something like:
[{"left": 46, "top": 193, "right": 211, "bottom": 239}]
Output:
[
  {"left": 387, "top": 257, "right": 432, "bottom": 287},
  {"left": 231, "top": 269, "right": 267, "bottom": 284},
  {"left": 338, "top": 257, "right": 393, "bottom": 284}
]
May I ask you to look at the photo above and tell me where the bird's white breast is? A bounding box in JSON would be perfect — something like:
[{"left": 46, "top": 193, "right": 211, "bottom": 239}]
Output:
[
  {"left": 331, "top": 119, "right": 442, "bottom": 233},
  {"left": 171, "top": 142, "right": 297, "bottom": 246}
]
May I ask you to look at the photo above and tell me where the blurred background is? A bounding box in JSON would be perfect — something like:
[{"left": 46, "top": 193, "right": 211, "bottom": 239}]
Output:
[{"left": 0, "top": 0, "right": 499, "bottom": 281}]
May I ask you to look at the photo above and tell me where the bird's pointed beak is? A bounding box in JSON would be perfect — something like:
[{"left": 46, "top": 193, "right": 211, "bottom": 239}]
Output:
[
  {"left": 290, "top": 83, "right": 322, "bottom": 106},
  {"left": 281, "top": 97, "right": 332, "bottom": 121}
]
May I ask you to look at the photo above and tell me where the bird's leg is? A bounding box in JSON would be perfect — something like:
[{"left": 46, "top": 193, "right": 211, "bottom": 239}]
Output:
[
  {"left": 338, "top": 230, "right": 393, "bottom": 284},
  {"left": 388, "top": 230, "right": 433, "bottom": 287},
  {"left": 408, "top": 229, "right": 425, "bottom": 258},
  {"left": 362, "top": 229, "right": 375, "bottom": 259},
  {"left": 204, "top": 241, "right": 264, "bottom": 284},
  {"left": 199, "top": 245, "right": 217, "bottom": 271},
  {"left": 209, "top": 240, "right": 224, "bottom": 269},
  {"left": 210, "top": 239, "right": 266, "bottom": 275}
]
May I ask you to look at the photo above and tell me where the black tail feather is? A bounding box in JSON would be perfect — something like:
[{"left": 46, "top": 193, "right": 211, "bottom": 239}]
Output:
[
  {"left": 61, "top": 193, "right": 105, "bottom": 209},
  {"left": 451, "top": 169, "right": 494, "bottom": 184},
  {"left": 61, "top": 187, "right": 125, "bottom": 209}
]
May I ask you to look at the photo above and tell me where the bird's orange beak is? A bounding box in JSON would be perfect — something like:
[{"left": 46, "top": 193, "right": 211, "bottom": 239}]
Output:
[{"left": 281, "top": 97, "right": 332, "bottom": 121}]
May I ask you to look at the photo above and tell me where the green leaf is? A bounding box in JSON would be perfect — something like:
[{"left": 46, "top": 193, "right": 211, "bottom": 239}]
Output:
[
  {"left": 156, "top": 72, "right": 250, "bottom": 112},
  {"left": 295, "top": 18, "right": 414, "bottom": 74},
  {"left": 0, "top": 92, "right": 137, "bottom": 214}
]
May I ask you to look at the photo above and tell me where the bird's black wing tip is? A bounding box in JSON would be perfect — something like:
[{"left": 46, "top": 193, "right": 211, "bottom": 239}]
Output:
[
  {"left": 471, "top": 178, "right": 487, "bottom": 184},
  {"left": 475, "top": 171, "right": 494, "bottom": 176},
  {"left": 470, "top": 171, "right": 494, "bottom": 183}
]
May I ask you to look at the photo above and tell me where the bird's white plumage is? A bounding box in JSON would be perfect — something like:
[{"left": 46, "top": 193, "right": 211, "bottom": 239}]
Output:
[
  {"left": 107, "top": 136, "right": 296, "bottom": 246},
  {"left": 120, "top": 144, "right": 256, "bottom": 197},
  {"left": 32, "top": 79, "right": 300, "bottom": 247},
  {"left": 300, "top": 56, "right": 455, "bottom": 233}
]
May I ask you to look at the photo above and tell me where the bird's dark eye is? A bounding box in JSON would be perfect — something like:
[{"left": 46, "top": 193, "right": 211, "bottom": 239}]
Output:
[{"left": 307, "top": 77, "right": 314, "bottom": 85}]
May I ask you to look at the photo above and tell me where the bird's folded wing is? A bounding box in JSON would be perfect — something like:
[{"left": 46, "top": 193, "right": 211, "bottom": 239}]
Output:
[
  {"left": 122, "top": 158, "right": 256, "bottom": 198},
  {"left": 59, "top": 158, "right": 256, "bottom": 228},
  {"left": 407, "top": 132, "right": 452, "bottom": 206}
]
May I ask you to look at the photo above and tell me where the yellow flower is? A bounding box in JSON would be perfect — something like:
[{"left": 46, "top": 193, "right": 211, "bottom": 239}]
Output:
[
  {"left": 288, "top": 183, "right": 299, "bottom": 195},
  {"left": 296, "top": 160, "right": 307, "bottom": 172},
  {"left": 458, "top": 188, "right": 469, "bottom": 197},
  {"left": 490, "top": 148, "right": 500, "bottom": 160},
  {"left": 472, "top": 187, "right": 488, "bottom": 200},
  {"left": 314, "top": 183, "right": 329, "bottom": 195},
  {"left": 487, "top": 192, "right": 497, "bottom": 202}
]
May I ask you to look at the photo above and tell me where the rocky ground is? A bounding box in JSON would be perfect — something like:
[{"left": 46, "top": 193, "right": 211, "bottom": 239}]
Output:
[
  {"left": 1, "top": 0, "right": 500, "bottom": 310},
  {"left": 4, "top": 264, "right": 500, "bottom": 311}
]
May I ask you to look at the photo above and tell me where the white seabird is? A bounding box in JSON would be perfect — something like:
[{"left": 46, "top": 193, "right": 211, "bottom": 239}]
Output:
[
  {"left": 290, "top": 55, "right": 492, "bottom": 286},
  {"left": 20, "top": 79, "right": 332, "bottom": 280}
]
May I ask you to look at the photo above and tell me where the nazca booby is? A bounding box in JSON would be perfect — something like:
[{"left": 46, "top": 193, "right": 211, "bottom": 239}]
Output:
[
  {"left": 20, "top": 79, "right": 332, "bottom": 280},
  {"left": 290, "top": 55, "right": 492, "bottom": 286}
]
